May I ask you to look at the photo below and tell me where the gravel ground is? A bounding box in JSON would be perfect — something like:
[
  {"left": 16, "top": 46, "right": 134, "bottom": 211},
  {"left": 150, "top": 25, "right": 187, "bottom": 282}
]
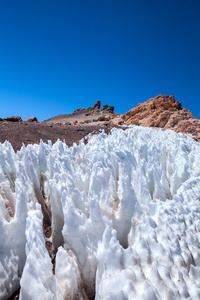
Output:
[{"left": 0, "top": 120, "right": 117, "bottom": 152}]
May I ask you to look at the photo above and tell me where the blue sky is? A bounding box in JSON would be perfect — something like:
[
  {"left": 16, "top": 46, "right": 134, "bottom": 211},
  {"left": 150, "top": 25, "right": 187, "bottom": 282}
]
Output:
[{"left": 0, "top": 0, "right": 200, "bottom": 121}]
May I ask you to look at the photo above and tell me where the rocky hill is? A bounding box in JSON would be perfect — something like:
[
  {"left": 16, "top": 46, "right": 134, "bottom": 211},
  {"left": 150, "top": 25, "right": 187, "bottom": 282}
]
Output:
[
  {"left": 44, "top": 100, "right": 119, "bottom": 125},
  {"left": 120, "top": 95, "right": 200, "bottom": 141}
]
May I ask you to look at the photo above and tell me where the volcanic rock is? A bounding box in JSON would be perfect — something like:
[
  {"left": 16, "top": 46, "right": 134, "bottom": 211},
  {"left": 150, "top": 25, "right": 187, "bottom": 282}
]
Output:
[
  {"left": 106, "top": 106, "right": 114, "bottom": 112},
  {"left": 102, "top": 104, "right": 109, "bottom": 110},
  {"left": 109, "top": 115, "right": 124, "bottom": 126},
  {"left": 4, "top": 116, "right": 22, "bottom": 122},
  {"left": 26, "top": 116, "right": 38, "bottom": 122},
  {"left": 44, "top": 101, "right": 118, "bottom": 125},
  {"left": 96, "top": 115, "right": 110, "bottom": 122},
  {"left": 93, "top": 100, "right": 101, "bottom": 109},
  {"left": 122, "top": 95, "right": 200, "bottom": 141},
  {"left": 91, "top": 130, "right": 100, "bottom": 135}
]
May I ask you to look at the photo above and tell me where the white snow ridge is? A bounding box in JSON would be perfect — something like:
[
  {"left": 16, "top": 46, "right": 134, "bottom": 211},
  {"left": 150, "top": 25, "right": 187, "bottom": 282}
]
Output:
[{"left": 0, "top": 126, "right": 200, "bottom": 299}]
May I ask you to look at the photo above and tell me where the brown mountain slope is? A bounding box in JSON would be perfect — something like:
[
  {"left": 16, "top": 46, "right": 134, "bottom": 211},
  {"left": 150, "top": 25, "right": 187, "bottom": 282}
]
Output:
[
  {"left": 44, "top": 100, "right": 119, "bottom": 124},
  {"left": 0, "top": 101, "right": 120, "bottom": 152},
  {"left": 120, "top": 95, "right": 200, "bottom": 141},
  {"left": 0, "top": 121, "right": 118, "bottom": 152}
]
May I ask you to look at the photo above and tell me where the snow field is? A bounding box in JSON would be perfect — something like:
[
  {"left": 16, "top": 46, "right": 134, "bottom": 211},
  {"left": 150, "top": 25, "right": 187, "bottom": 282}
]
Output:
[{"left": 0, "top": 126, "right": 200, "bottom": 299}]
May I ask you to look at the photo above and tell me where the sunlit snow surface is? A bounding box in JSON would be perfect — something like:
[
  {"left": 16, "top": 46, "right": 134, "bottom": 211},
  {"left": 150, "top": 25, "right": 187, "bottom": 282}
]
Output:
[{"left": 1, "top": 126, "right": 200, "bottom": 299}]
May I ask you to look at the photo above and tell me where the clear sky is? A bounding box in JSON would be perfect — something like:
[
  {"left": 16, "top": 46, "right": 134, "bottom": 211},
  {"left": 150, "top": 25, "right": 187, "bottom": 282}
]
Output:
[{"left": 0, "top": 0, "right": 200, "bottom": 121}]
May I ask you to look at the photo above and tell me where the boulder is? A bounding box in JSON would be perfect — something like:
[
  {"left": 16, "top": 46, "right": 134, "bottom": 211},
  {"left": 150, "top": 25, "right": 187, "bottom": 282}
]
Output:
[
  {"left": 96, "top": 115, "right": 110, "bottom": 122},
  {"left": 102, "top": 104, "right": 109, "bottom": 110},
  {"left": 5, "top": 116, "right": 22, "bottom": 122},
  {"left": 91, "top": 130, "right": 99, "bottom": 135},
  {"left": 93, "top": 100, "right": 101, "bottom": 109},
  {"left": 26, "top": 116, "right": 38, "bottom": 122},
  {"left": 106, "top": 106, "right": 114, "bottom": 112},
  {"left": 109, "top": 116, "right": 124, "bottom": 126}
]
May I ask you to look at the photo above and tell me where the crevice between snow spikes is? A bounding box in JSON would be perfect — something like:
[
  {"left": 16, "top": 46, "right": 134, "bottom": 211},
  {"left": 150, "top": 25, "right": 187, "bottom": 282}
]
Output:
[
  {"left": 7, "top": 288, "right": 20, "bottom": 300},
  {"left": 32, "top": 177, "right": 55, "bottom": 265}
]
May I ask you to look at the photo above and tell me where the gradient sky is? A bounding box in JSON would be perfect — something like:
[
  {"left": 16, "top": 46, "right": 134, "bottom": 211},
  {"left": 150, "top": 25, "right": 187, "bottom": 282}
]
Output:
[{"left": 0, "top": 0, "right": 200, "bottom": 121}]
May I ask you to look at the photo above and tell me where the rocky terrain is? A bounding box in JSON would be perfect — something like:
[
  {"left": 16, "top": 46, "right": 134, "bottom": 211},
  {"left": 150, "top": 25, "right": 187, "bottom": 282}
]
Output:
[
  {"left": 0, "top": 121, "right": 118, "bottom": 152},
  {"left": 0, "top": 101, "right": 120, "bottom": 152},
  {"left": 120, "top": 94, "right": 200, "bottom": 141},
  {"left": 1, "top": 96, "right": 200, "bottom": 153},
  {"left": 44, "top": 100, "right": 119, "bottom": 124}
]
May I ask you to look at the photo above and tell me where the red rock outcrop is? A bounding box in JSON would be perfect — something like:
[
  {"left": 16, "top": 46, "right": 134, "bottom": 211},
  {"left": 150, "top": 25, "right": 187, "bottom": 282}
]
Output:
[
  {"left": 27, "top": 116, "right": 38, "bottom": 122},
  {"left": 109, "top": 115, "right": 124, "bottom": 126},
  {"left": 3, "top": 116, "right": 22, "bottom": 122},
  {"left": 121, "top": 95, "right": 200, "bottom": 141}
]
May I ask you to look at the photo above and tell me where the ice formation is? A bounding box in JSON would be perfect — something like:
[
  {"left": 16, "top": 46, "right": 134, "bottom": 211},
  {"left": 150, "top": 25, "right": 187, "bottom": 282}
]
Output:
[{"left": 0, "top": 126, "right": 200, "bottom": 299}]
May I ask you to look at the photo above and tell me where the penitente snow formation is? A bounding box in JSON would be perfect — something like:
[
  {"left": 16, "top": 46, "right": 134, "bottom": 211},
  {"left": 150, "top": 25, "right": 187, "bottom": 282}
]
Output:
[
  {"left": 1, "top": 96, "right": 200, "bottom": 299},
  {"left": 0, "top": 125, "right": 200, "bottom": 299}
]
